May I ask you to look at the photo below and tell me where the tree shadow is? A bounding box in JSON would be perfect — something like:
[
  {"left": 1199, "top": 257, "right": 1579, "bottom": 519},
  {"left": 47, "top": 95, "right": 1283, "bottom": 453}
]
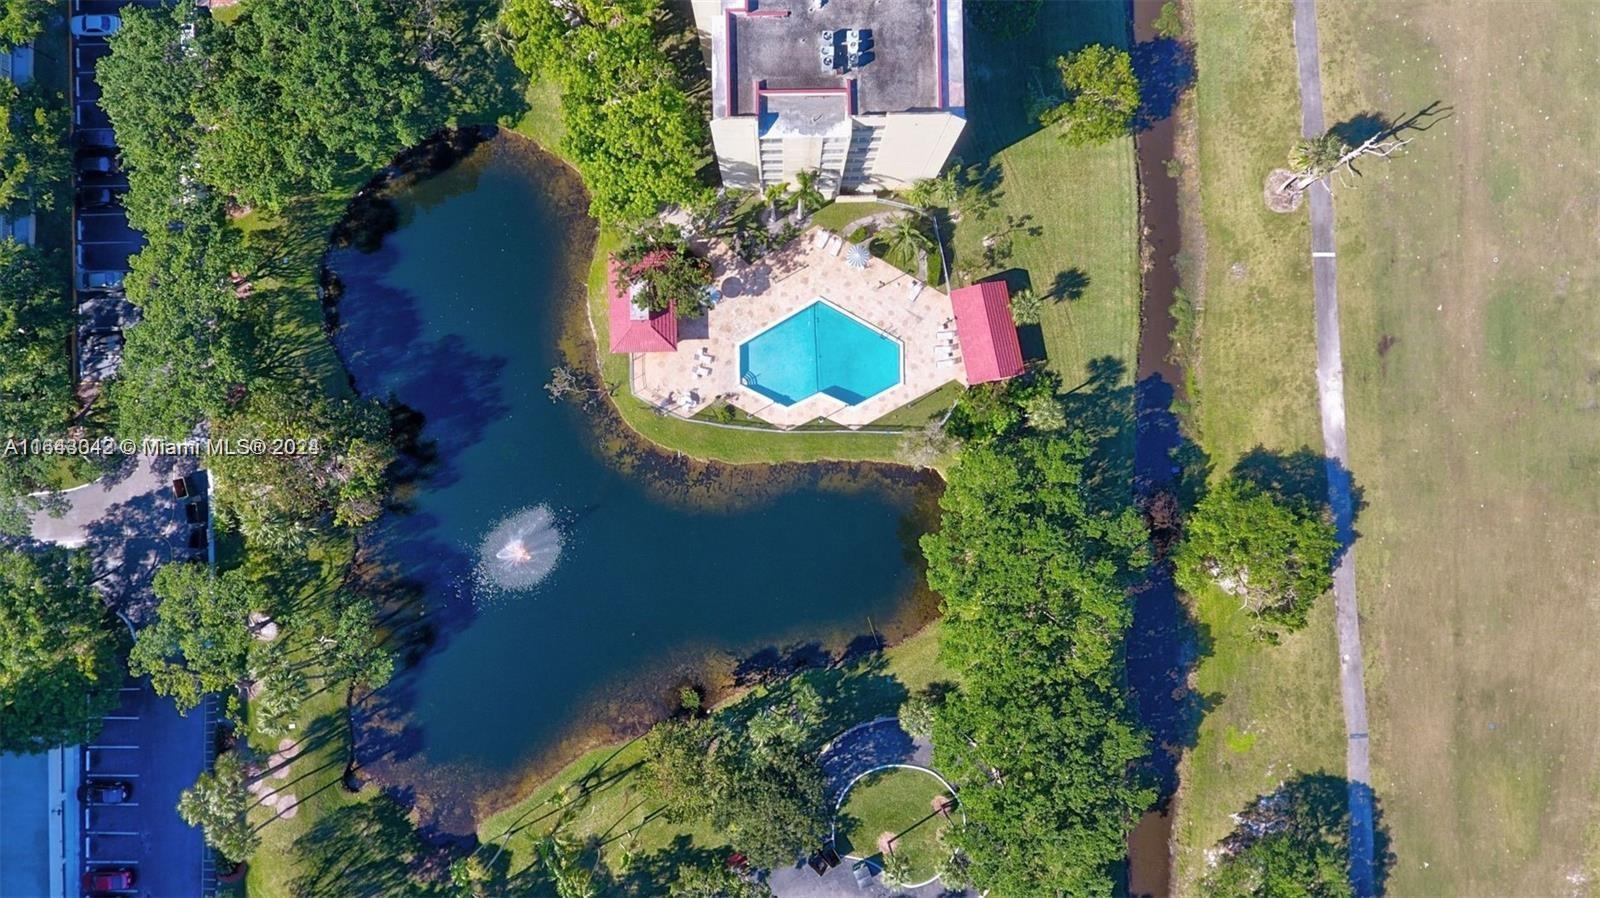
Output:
[
  {"left": 1214, "top": 772, "right": 1396, "bottom": 897},
  {"left": 1048, "top": 266, "right": 1091, "bottom": 301},
  {"left": 958, "top": 0, "right": 1132, "bottom": 158},
  {"left": 1131, "top": 36, "right": 1196, "bottom": 129},
  {"left": 1130, "top": 373, "right": 1218, "bottom": 801},
  {"left": 1230, "top": 445, "right": 1365, "bottom": 565},
  {"left": 288, "top": 794, "right": 440, "bottom": 898}
]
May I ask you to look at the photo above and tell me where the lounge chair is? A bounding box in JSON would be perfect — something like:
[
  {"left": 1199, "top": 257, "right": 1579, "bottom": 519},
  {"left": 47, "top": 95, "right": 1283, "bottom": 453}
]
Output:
[
  {"left": 935, "top": 347, "right": 959, "bottom": 361},
  {"left": 935, "top": 328, "right": 957, "bottom": 337},
  {"left": 694, "top": 364, "right": 712, "bottom": 378},
  {"left": 906, "top": 278, "right": 924, "bottom": 302},
  {"left": 937, "top": 357, "right": 959, "bottom": 368},
  {"left": 812, "top": 229, "right": 831, "bottom": 250},
  {"left": 825, "top": 234, "right": 843, "bottom": 256}
]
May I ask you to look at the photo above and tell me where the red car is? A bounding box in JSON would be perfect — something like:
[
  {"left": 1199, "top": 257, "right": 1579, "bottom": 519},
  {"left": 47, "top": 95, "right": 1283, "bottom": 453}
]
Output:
[{"left": 82, "top": 868, "right": 135, "bottom": 891}]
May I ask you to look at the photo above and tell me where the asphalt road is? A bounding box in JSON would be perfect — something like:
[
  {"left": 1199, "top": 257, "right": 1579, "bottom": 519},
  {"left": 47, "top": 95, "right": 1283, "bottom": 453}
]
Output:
[{"left": 1291, "top": 1, "right": 1377, "bottom": 894}]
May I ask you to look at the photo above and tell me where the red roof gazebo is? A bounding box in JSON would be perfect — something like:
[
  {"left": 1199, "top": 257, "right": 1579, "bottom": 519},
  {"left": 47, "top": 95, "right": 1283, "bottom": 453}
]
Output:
[
  {"left": 607, "top": 257, "right": 678, "bottom": 353},
  {"left": 949, "top": 281, "right": 1024, "bottom": 383}
]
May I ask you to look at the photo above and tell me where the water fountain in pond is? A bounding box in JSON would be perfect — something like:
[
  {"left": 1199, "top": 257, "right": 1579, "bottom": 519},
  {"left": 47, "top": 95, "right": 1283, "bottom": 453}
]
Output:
[{"left": 475, "top": 505, "right": 564, "bottom": 594}]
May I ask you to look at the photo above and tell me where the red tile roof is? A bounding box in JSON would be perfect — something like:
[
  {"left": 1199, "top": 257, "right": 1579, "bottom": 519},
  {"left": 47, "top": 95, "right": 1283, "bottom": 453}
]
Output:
[
  {"left": 950, "top": 281, "right": 1024, "bottom": 383},
  {"left": 607, "top": 257, "right": 678, "bottom": 353}
]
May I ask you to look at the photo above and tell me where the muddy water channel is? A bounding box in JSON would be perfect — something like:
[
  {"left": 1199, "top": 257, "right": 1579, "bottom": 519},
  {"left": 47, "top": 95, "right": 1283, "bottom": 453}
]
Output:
[
  {"left": 327, "top": 133, "right": 939, "bottom": 830},
  {"left": 1126, "top": 1, "right": 1201, "bottom": 895}
]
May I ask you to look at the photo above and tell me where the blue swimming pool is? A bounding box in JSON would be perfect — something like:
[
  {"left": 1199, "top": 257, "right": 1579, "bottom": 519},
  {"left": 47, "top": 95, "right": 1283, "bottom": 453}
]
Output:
[{"left": 739, "top": 300, "right": 902, "bottom": 406}]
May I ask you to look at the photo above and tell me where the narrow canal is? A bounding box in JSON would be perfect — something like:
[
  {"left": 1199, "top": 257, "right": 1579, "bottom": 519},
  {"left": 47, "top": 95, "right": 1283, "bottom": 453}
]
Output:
[{"left": 1126, "top": 0, "right": 1199, "bottom": 895}]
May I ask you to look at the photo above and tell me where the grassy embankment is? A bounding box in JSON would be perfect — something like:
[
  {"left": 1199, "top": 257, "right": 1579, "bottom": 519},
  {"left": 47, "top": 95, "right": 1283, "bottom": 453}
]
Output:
[
  {"left": 1170, "top": 1, "right": 1344, "bottom": 891},
  {"left": 1317, "top": 2, "right": 1600, "bottom": 893},
  {"left": 477, "top": 623, "right": 947, "bottom": 879}
]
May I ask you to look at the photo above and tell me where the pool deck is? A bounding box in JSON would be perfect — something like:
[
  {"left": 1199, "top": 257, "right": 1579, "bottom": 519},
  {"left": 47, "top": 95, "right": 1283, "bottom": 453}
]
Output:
[{"left": 626, "top": 229, "right": 966, "bottom": 429}]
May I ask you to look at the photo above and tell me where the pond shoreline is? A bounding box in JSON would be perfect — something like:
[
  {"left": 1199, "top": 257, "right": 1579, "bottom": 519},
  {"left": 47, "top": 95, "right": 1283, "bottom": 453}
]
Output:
[{"left": 317, "top": 129, "right": 948, "bottom": 833}]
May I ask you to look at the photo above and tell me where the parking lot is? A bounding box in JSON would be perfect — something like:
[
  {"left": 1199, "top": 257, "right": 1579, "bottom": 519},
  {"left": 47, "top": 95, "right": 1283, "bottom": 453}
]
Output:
[
  {"left": 65, "top": 5, "right": 217, "bottom": 895},
  {"left": 80, "top": 684, "right": 214, "bottom": 898},
  {"left": 69, "top": 0, "right": 160, "bottom": 391}
]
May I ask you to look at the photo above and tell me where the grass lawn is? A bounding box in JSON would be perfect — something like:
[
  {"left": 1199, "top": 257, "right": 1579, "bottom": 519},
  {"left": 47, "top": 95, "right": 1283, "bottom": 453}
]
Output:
[
  {"left": 836, "top": 766, "right": 951, "bottom": 884},
  {"left": 1170, "top": 1, "right": 1343, "bottom": 891},
  {"left": 951, "top": 0, "right": 1141, "bottom": 399},
  {"left": 513, "top": 0, "right": 1143, "bottom": 465},
  {"left": 1312, "top": 2, "right": 1600, "bottom": 893},
  {"left": 477, "top": 622, "right": 951, "bottom": 884},
  {"left": 234, "top": 533, "right": 366, "bottom": 898},
  {"left": 810, "top": 200, "right": 899, "bottom": 235}
]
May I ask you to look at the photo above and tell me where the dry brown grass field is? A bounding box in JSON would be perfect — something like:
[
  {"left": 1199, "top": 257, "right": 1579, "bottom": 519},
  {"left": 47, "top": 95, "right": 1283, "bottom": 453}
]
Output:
[{"left": 1318, "top": 1, "right": 1600, "bottom": 893}]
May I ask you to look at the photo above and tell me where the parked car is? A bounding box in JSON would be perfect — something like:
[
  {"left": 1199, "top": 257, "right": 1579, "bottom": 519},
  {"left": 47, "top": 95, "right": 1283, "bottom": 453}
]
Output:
[
  {"left": 81, "top": 868, "right": 135, "bottom": 891},
  {"left": 75, "top": 151, "right": 118, "bottom": 176},
  {"left": 70, "top": 15, "right": 121, "bottom": 38},
  {"left": 77, "top": 186, "right": 120, "bottom": 211},
  {"left": 79, "top": 780, "right": 133, "bottom": 804},
  {"left": 79, "top": 270, "right": 126, "bottom": 291}
]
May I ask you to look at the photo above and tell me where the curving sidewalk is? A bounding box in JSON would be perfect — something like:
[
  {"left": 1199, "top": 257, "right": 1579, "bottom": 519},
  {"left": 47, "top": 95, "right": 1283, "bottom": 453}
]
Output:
[
  {"left": 767, "top": 718, "right": 973, "bottom": 898},
  {"left": 1290, "top": 1, "right": 1377, "bottom": 894}
]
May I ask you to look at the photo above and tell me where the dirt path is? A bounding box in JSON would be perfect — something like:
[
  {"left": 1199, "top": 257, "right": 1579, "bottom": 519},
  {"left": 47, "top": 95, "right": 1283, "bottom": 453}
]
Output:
[{"left": 1290, "top": 1, "right": 1376, "bottom": 894}]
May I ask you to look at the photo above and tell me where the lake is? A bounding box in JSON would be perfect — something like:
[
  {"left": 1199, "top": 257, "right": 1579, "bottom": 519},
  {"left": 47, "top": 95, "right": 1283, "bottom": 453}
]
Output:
[{"left": 327, "top": 133, "right": 937, "bottom": 823}]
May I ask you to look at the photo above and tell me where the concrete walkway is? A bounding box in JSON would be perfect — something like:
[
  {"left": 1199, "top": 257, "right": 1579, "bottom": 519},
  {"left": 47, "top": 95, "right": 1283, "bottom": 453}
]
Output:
[
  {"left": 767, "top": 718, "right": 971, "bottom": 898},
  {"left": 1291, "top": 1, "right": 1377, "bottom": 895}
]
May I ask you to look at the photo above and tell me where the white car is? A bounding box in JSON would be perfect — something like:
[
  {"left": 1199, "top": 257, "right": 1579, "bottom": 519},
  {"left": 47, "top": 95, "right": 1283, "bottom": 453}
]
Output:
[
  {"left": 80, "top": 270, "right": 126, "bottom": 292},
  {"left": 70, "top": 15, "right": 121, "bottom": 38}
]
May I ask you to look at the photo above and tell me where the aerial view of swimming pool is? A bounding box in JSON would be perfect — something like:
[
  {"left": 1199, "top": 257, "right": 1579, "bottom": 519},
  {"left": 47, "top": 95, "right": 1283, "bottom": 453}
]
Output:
[{"left": 738, "top": 299, "right": 902, "bottom": 406}]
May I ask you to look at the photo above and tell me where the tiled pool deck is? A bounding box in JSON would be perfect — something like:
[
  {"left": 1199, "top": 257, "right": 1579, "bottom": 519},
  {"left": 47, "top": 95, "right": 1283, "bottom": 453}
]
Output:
[{"left": 627, "top": 229, "right": 967, "bottom": 429}]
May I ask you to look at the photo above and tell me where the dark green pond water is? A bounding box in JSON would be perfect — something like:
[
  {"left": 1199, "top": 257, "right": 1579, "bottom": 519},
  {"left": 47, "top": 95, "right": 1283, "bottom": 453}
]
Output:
[{"left": 328, "top": 134, "right": 934, "bottom": 817}]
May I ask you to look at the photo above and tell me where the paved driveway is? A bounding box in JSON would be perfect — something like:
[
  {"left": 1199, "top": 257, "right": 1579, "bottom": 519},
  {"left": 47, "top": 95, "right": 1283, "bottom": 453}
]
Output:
[{"left": 29, "top": 453, "right": 201, "bottom": 622}]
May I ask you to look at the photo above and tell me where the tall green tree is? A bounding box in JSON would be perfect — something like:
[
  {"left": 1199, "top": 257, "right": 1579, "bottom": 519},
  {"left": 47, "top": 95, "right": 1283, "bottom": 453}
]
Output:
[
  {"left": 1203, "top": 774, "right": 1384, "bottom": 898},
  {"left": 0, "top": 0, "right": 50, "bottom": 51},
  {"left": 178, "top": 751, "right": 259, "bottom": 864},
  {"left": 106, "top": 219, "right": 258, "bottom": 440},
  {"left": 208, "top": 381, "right": 394, "bottom": 553},
  {"left": 195, "top": 0, "right": 435, "bottom": 208},
  {"left": 639, "top": 717, "right": 715, "bottom": 823},
  {"left": 537, "top": 836, "right": 598, "bottom": 898},
  {"left": 1038, "top": 44, "right": 1141, "bottom": 145},
  {"left": 502, "top": 0, "right": 707, "bottom": 223},
  {"left": 98, "top": 4, "right": 207, "bottom": 233},
  {"left": 0, "top": 240, "right": 75, "bottom": 528},
  {"left": 878, "top": 214, "right": 934, "bottom": 270},
  {"left": 0, "top": 547, "right": 125, "bottom": 752},
  {"left": 130, "top": 563, "right": 265, "bottom": 714},
  {"left": 1174, "top": 475, "right": 1338, "bottom": 633},
  {"left": 637, "top": 682, "right": 831, "bottom": 868},
  {"left": 789, "top": 169, "right": 826, "bottom": 221},
  {"left": 704, "top": 683, "right": 830, "bottom": 867},
  {"left": 0, "top": 80, "right": 69, "bottom": 212},
  {"left": 923, "top": 434, "right": 1155, "bottom": 896}
]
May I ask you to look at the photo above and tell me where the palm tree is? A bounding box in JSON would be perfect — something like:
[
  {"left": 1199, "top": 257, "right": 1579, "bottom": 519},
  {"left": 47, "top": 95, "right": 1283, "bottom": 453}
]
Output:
[
  {"left": 879, "top": 214, "right": 934, "bottom": 270},
  {"left": 790, "top": 169, "right": 827, "bottom": 221},
  {"left": 762, "top": 182, "right": 789, "bottom": 223},
  {"left": 537, "top": 836, "right": 597, "bottom": 898}
]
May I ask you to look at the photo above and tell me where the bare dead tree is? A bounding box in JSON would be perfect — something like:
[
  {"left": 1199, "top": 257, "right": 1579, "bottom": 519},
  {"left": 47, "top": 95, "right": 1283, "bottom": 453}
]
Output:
[
  {"left": 1284, "top": 130, "right": 1413, "bottom": 197},
  {"left": 544, "top": 366, "right": 612, "bottom": 409}
]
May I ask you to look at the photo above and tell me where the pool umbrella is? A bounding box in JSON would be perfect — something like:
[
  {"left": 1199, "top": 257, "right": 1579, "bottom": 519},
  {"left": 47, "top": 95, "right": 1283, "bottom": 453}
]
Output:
[{"left": 845, "top": 243, "right": 871, "bottom": 269}]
